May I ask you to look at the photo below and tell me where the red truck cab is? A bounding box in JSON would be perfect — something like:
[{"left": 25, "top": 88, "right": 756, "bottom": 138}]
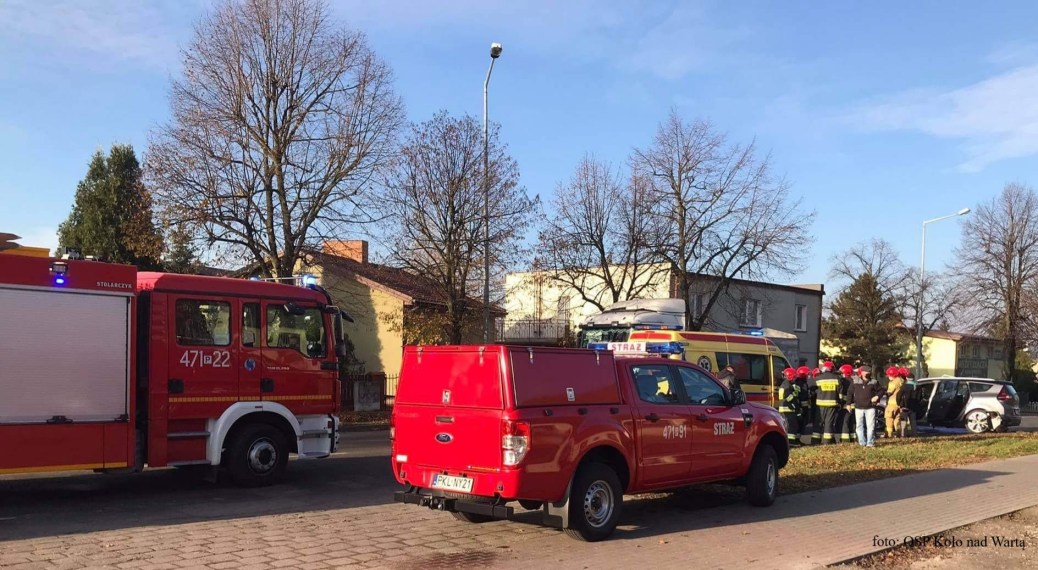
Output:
[{"left": 391, "top": 344, "right": 789, "bottom": 541}]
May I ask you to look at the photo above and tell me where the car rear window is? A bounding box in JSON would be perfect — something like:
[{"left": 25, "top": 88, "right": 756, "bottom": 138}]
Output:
[
  {"left": 968, "top": 382, "right": 993, "bottom": 393},
  {"left": 1004, "top": 384, "right": 1019, "bottom": 396}
]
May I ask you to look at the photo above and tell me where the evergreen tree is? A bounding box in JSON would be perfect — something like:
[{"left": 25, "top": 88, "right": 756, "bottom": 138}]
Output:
[
  {"left": 57, "top": 145, "right": 162, "bottom": 268},
  {"left": 163, "top": 225, "right": 201, "bottom": 274},
  {"left": 823, "top": 272, "right": 908, "bottom": 371}
]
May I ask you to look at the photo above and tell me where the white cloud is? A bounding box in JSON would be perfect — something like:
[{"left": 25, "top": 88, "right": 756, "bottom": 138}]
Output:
[
  {"left": 13, "top": 226, "right": 59, "bottom": 254},
  {"left": 0, "top": 0, "right": 188, "bottom": 71},
  {"left": 849, "top": 65, "right": 1038, "bottom": 172}
]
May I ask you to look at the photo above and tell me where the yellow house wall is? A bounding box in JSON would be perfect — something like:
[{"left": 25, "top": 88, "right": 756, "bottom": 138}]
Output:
[{"left": 314, "top": 265, "right": 406, "bottom": 377}]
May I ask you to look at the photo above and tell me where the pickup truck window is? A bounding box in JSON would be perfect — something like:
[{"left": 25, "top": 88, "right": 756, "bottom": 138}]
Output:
[
  {"left": 631, "top": 364, "right": 680, "bottom": 404},
  {"left": 678, "top": 367, "right": 728, "bottom": 406}
]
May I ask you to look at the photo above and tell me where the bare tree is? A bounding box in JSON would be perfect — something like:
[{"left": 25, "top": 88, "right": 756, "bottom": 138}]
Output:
[
  {"left": 829, "top": 238, "right": 907, "bottom": 299},
  {"left": 956, "top": 183, "right": 1038, "bottom": 380},
  {"left": 631, "top": 110, "right": 814, "bottom": 330},
  {"left": 535, "top": 156, "right": 667, "bottom": 311},
  {"left": 379, "top": 112, "right": 537, "bottom": 343},
  {"left": 148, "top": 0, "right": 403, "bottom": 277}
]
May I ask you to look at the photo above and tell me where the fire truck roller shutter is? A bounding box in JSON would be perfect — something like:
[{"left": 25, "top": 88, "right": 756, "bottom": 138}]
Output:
[{"left": 0, "top": 286, "right": 131, "bottom": 423}]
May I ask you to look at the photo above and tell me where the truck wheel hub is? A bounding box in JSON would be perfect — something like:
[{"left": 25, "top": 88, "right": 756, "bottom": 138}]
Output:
[
  {"left": 583, "top": 481, "right": 613, "bottom": 528},
  {"left": 248, "top": 438, "right": 277, "bottom": 474}
]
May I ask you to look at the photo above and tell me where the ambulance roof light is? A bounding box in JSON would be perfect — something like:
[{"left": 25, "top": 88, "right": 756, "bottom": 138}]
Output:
[{"left": 302, "top": 274, "right": 318, "bottom": 287}]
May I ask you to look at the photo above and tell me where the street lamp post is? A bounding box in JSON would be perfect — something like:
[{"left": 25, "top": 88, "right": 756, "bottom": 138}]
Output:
[
  {"left": 916, "top": 207, "right": 971, "bottom": 378},
  {"left": 483, "top": 42, "right": 502, "bottom": 344}
]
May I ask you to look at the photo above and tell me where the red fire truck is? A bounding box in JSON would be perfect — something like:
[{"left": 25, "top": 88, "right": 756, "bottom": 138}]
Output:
[{"left": 0, "top": 254, "right": 347, "bottom": 486}]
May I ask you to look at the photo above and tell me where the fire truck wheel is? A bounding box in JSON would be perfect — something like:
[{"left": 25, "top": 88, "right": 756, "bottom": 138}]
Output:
[
  {"left": 224, "top": 424, "right": 289, "bottom": 487},
  {"left": 563, "top": 463, "right": 622, "bottom": 542},
  {"left": 746, "top": 445, "right": 778, "bottom": 507}
]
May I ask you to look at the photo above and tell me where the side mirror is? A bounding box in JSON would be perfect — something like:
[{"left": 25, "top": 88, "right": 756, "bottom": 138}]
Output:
[
  {"left": 731, "top": 389, "right": 747, "bottom": 406},
  {"left": 307, "top": 341, "right": 324, "bottom": 358}
]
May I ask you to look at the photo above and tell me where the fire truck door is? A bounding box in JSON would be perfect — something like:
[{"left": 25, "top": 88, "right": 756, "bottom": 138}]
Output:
[
  {"left": 167, "top": 297, "right": 239, "bottom": 418},
  {"left": 261, "top": 301, "right": 331, "bottom": 415},
  {"left": 238, "top": 301, "right": 264, "bottom": 402}
]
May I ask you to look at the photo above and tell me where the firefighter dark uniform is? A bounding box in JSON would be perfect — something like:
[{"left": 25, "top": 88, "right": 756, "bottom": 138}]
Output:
[
  {"left": 837, "top": 364, "right": 856, "bottom": 442},
  {"left": 813, "top": 362, "right": 842, "bottom": 444},
  {"left": 808, "top": 368, "right": 821, "bottom": 444},
  {"left": 778, "top": 368, "right": 800, "bottom": 446},
  {"left": 795, "top": 366, "right": 813, "bottom": 443}
]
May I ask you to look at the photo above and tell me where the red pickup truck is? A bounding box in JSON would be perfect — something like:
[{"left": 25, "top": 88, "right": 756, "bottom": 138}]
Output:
[{"left": 391, "top": 344, "right": 789, "bottom": 541}]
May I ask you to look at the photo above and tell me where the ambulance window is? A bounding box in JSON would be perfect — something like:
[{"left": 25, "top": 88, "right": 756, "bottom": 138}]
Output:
[
  {"left": 175, "top": 300, "right": 231, "bottom": 346},
  {"left": 242, "top": 303, "right": 260, "bottom": 347},
  {"left": 678, "top": 367, "right": 728, "bottom": 406},
  {"left": 267, "top": 305, "right": 327, "bottom": 358},
  {"left": 771, "top": 356, "right": 790, "bottom": 384},
  {"left": 717, "top": 352, "right": 767, "bottom": 384},
  {"left": 630, "top": 365, "right": 680, "bottom": 405}
]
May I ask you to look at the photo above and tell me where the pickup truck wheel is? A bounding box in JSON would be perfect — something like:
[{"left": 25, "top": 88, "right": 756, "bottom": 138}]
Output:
[
  {"left": 450, "top": 511, "right": 495, "bottom": 524},
  {"left": 223, "top": 424, "right": 288, "bottom": 487},
  {"left": 563, "top": 463, "right": 622, "bottom": 542},
  {"left": 746, "top": 445, "right": 778, "bottom": 507}
]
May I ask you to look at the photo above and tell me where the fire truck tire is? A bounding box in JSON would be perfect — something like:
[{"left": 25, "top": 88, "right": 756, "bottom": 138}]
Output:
[
  {"left": 746, "top": 445, "right": 778, "bottom": 507},
  {"left": 223, "top": 424, "right": 289, "bottom": 487},
  {"left": 563, "top": 463, "right": 622, "bottom": 542},
  {"left": 450, "top": 512, "right": 495, "bottom": 523}
]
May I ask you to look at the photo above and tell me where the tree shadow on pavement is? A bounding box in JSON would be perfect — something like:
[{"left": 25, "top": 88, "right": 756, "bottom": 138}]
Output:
[{"left": 0, "top": 453, "right": 406, "bottom": 542}]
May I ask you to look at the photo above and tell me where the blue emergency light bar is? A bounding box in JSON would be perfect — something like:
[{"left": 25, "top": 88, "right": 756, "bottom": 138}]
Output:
[
  {"left": 729, "top": 329, "right": 765, "bottom": 337},
  {"left": 588, "top": 341, "right": 685, "bottom": 356},
  {"left": 631, "top": 324, "right": 684, "bottom": 331}
]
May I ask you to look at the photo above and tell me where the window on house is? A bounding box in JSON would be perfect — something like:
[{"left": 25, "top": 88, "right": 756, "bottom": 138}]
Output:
[
  {"left": 794, "top": 304, "right": 807, "bottom": 332},
  {"left": 691, "top": 293, "right": 705, "bottom": 318},
  {"left": 557, "top": 295, "right": 571, "bottom": 323},
  {"left": 994, "top": 348, "right": 1004, "bottom": 360},
  {"left": 972, "top": 344, "right": 980, "bottom": 358},
  {"left": 741, "top": 299, "right": 762, "bottom": 328}
]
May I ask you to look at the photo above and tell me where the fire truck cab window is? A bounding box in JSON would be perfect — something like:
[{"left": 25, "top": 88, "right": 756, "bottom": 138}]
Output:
[
  {"left": 242, "top": 303, "right": 260, "bottom": 347},
  {"left": 267, "top": 305, "right": 326, "bottom": 358},
  {"left": 175, "top": 300, "right": 231, "bottom": 346}
]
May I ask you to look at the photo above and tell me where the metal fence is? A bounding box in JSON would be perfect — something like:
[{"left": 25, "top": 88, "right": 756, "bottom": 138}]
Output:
[
  {"left": 341, "top": 373, "right": 399, "bottom": 412},
  {"left": 498, "top": 318, "right": 571, "bottom": 343}
]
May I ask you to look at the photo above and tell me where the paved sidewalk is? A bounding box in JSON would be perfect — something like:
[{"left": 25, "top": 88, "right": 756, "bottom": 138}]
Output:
[{"left": 2, "top": 454, "right": 1037, "bottom": 569}]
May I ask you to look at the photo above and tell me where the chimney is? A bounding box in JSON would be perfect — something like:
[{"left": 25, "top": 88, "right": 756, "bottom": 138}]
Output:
[{"left": 322, "top": 240, "right": 368, "bottom": 264}]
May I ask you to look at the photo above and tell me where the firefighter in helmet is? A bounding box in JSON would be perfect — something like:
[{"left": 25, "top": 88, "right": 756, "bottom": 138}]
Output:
[
  {"left": 813, "top": 361, "right": 842, "bottom": 444},
  {"left": 837, "top": 364, "right": 856, "bottom": 443},
  {"left": 795, "top": 366, "right": 814, "bottom": 444},
  {"left": 808, "top": 367, "right": 822, "bottom": 444},
  {"left": 884, "top": 366, "right": 906, "bottom": 439},
  {"left": 778, "top": 367, "right": 801, "bottom": 447}
]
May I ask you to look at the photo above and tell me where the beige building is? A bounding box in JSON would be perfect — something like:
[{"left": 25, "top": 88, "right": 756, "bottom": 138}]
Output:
[
  {"left": 905, "top": 330, "right": 1005, "bottom": 379},
  {"left": 303, "top": 241, "right": 502, "bottom": 377},
  {"left": 503, "top": 265, "right": 824, "bottom": 365}
]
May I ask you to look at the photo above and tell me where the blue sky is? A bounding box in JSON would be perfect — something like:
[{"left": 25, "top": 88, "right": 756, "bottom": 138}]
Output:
[{"left": 3, "top": 1, "right": 1038, "bottom": 290}]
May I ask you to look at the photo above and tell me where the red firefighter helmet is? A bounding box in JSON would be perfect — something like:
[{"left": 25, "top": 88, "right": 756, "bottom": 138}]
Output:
[
  {"left": 796, "top": 366, "right": 810, "bottom": 378},
  {"left": 812, "top": 367, "right": 820, "bottom": 377},
  {"left": 821, "top": 360, "right": 835, "bottom": 372},
  {"left": 839, "top": 364, "right": 853, "bottom": 376},
  {"left": 899, "top": 367, "right": 910, "bottom": 378},
  {"left": 886, "top": 366, "right": 899, "bottom": 378},
  {"left": 782, "top": 367, "right": 796, "bottom": 380}
]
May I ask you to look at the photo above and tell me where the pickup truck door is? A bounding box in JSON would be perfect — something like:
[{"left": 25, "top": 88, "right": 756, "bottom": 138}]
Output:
[
  {"left": 676, "top": 366, "right": 750, "bottom": 479},
  {"left": 628, "top": 364, "right": 693, "bottom": 487}
]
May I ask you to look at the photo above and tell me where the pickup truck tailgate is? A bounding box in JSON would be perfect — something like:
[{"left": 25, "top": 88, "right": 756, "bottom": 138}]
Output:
[{"left": 393, "top": 347, "right": 504, "bottom": 472}]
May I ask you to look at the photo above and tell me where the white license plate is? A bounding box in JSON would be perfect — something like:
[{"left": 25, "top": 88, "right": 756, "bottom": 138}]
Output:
[{"left": 431, "top": 474, "right": 474, "bottom": 493}]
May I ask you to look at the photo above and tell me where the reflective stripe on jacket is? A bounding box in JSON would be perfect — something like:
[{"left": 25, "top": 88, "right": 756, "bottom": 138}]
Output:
[
  {"left": 814, "top": 372, "right": 842, "bottom": 407},
  {"left": 778, "top": 380, "right": 800, "bottom": 413}
]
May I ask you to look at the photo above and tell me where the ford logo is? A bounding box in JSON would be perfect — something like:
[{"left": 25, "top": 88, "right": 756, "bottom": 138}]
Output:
[{"left": 435, "top": 433, "right": 453, "bottom": 444}]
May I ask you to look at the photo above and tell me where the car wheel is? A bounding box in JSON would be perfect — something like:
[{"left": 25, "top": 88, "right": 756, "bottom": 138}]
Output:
[
  {"left": 964, "top": 409, "right": 991, "bottom": 434},
  {"left": 746, "top": 445, "right": 779, "bottom": 507},
  {"left": 450, "top": 511, "right": 495, "bottom": 523},
  {"left": 564, "top": 463, "right": 623, "bottom": 542}
]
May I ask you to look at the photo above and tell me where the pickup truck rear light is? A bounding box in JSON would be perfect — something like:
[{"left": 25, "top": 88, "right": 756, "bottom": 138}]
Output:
[{"left": 502, "top": 420, "right": 531, "bottom": 467}]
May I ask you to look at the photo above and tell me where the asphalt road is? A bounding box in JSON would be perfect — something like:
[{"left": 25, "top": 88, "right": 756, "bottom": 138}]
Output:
[{"left": 0, "top": 431, "right": 399, "bottom": 542}]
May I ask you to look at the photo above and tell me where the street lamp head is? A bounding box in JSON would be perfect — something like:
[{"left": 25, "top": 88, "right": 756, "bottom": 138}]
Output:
[
  {"left": 490, "top": 42, "right": 503, "bottom": 59},
  {"left": 958, "top": 207, "right": 971, "bottom": 216}
]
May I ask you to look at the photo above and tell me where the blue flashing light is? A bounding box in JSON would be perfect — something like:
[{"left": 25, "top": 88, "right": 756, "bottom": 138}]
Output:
[
  {"left": 302, "top": 274, "right": 318, "bottom": 287},
  {"left": 588, "top": 342, "right": 609, "bottom": 351},
  {"left": 54, "top": 276, "right": 66, "bottom": 286},
  {"left": 632, "top": 324, "right": 684, "bottom": 331},
  {"left": 644, "top": 341, "right": 685, "bottom": 355},
  {"left": 732, "top": 329, "right": 765, "bottom": 337},
  {"left": 249, "top": 276, "right": 261, "bottom": 281}
]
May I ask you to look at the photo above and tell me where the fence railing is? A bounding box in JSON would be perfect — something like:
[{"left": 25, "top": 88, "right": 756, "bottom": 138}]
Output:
[
  {"left": 341, "top": 373, "right": 399, "bottom": 412},
  {"left": 498, "top": 318, "right": 571, "bottom": 343}
]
